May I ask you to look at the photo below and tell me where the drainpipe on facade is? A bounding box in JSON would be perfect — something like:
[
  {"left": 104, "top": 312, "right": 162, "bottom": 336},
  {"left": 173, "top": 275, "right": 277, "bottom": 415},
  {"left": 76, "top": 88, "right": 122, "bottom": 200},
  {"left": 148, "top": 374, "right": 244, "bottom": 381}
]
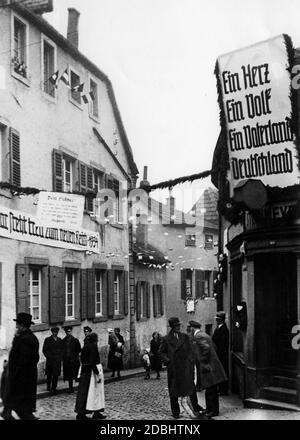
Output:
[{"left": 128, "top": 176, "right": 137, "bottom": 367}]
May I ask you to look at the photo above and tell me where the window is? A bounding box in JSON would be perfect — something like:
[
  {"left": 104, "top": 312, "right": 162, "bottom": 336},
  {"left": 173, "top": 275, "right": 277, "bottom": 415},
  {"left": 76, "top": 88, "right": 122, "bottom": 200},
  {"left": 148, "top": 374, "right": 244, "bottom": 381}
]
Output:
[
  {"left": 43, "top": 38, "right": 56, "bottom": 97},
  {"left": 113, "top": 271, "right": 120, "bottom": 314},
  {"left": 181, "top": 268, "right": 193, "bottom": 299},
  {"left": 62, "top": 157, "right": 73, "bottom": 192},
  {"left": 204, "top": 271, "right": 210, "bottom": 296},
  {"left": 13, "top": 16, "right": 27, "bottom": 78},
  {"left": 95, "top": 270, "right": 104, "bottom": 316},
  {"left": 205, "top": 234, "right": 214, "bottom": 250},
  {"left": 70, "top": 70, "right": 81, "bottom": 104},
  {"left": 153, "top": 285, "right": 164, "bottom": 317},
  {"left": 136, "top": 281, "right": 150, "bottom": 320},
  {"left": 90, "top": 78, "right": 98, "bottom": 118},
  {"left": 28, "top": 267, "right": 41, "bottom": 323},
  {"left": 65, "top": 270, "right": 75, "bottom": 320},
  {"left": 185, "top": 234, "right": 196, "bottom": 246},
  {"left": 107, "top": 176, "right": 120, "bottom": 222}
]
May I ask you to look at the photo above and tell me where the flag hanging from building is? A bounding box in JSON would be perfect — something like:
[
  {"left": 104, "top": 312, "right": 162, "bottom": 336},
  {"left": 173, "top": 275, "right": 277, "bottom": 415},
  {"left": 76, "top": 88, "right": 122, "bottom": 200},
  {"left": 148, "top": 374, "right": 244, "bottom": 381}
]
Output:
[
  {"left": 49, "top": 70, "right": 59, "bottom": 87},
  {"left": 82, "top": 91, "right": 95, "bottom": 104},
  {"left": 72, "top": 83, "right": 84, "bottom": 93},
  {"left": 60, "top": 68, "right": 70, "bottom": 87}
]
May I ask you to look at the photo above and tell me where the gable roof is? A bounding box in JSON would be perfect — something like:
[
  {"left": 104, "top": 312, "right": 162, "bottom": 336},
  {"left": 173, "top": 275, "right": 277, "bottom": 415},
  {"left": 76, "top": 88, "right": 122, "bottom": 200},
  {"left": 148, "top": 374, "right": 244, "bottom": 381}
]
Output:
[{"left": 11, "top": 2, "right": 139, "bottom": 178}]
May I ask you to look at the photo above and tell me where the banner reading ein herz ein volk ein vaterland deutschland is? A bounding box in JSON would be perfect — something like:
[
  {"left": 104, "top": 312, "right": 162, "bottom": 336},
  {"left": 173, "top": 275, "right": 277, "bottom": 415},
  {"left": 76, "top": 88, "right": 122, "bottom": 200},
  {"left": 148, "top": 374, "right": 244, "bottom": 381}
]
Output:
[{"left": 215, "top": 34, "right": 299, "bottom": 196}]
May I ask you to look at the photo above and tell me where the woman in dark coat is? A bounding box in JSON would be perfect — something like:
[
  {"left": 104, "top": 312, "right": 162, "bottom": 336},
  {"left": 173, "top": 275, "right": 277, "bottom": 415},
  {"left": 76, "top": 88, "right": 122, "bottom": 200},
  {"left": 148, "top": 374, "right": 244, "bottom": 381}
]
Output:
[
  {"left": 107, "top": 328, "right": 124, "bottom": 379},
  {"left": 6, "top": 313, "right": 39, "bottom": 420},
  {"left": 150, "top": 332, "right": 162, "bottom": 379},
  {"left": 62, "top": 326, "right": 81, "bottom": 392},
  {"left": 75, "top": 333, "right": 106, "bottom": 420}
]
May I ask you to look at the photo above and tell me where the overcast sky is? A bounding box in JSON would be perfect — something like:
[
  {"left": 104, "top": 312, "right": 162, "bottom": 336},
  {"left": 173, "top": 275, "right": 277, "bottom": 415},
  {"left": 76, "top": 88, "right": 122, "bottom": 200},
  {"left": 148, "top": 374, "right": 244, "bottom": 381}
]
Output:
[{"left": 45, "top": 0, "right": 300, "bottom": 209}]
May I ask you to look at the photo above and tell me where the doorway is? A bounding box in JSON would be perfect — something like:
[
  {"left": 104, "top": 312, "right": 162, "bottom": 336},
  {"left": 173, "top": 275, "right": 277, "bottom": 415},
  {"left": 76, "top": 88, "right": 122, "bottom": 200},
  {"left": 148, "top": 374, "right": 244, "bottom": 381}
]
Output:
[{"left": 255, "top": 253, "right": 297, "bottom": 372}]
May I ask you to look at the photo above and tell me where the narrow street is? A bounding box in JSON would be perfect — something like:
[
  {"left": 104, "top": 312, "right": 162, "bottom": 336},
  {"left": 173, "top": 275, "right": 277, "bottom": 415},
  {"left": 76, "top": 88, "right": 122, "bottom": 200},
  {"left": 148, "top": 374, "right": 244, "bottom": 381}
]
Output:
[{"left": 12, "top": 371, "right": 299, "bottom": 421}]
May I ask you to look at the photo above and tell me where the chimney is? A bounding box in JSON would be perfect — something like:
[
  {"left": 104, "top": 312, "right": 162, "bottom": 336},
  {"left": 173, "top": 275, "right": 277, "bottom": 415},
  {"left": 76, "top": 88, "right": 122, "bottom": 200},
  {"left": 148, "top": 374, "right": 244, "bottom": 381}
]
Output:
[
  {"left": 67, "top": 8, "right": 80, "bottom": 48},
  {"left": 140, "top": 166, "right": 150, "bottom": 188}
]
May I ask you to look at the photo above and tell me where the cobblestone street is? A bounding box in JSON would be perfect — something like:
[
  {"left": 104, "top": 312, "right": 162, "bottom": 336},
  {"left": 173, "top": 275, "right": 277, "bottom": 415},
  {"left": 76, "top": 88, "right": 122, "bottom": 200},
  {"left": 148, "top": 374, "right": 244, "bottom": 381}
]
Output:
[{"left": 1, "top": 370, "right": 297, "bottom": 421}]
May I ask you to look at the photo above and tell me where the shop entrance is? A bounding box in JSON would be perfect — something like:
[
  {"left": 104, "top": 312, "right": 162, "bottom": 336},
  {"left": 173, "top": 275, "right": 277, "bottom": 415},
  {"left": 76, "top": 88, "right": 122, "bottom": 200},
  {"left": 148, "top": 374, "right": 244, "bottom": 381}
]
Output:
[{"left": 255, "top": 253, "right": 297, "bottom": 373}]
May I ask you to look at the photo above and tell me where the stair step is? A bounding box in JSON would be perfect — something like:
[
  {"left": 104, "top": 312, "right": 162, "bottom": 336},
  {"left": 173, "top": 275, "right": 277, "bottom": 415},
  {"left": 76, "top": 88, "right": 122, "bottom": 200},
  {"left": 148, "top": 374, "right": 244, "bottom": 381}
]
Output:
[
  {"left": 272, "top": 376, "right": 297, "bottom": 389},
  {"left": 244, "top": 398, "right": 300, "bottom": 412},
  {"left": 260, "top": 386, "right": 297, "bottom": 405}
]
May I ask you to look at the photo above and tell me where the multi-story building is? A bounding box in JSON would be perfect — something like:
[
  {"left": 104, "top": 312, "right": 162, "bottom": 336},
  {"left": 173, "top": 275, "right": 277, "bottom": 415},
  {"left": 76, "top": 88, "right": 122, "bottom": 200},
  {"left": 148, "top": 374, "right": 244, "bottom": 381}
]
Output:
[{"left": 0, "top": 1, "right": 139, "bottom": 378}]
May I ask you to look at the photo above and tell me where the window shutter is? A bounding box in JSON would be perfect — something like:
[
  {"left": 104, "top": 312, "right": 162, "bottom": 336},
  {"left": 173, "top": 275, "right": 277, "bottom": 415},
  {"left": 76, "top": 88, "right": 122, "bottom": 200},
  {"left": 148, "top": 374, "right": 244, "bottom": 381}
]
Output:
[
  {"left": 124, "top": 271, "right": 129, "bottom": 315},
  {"left": 86, "top": 167, "right": 94, "bottom": 212},
  {"left": 80, "top": 269, "right": 87, "bottom": 320},
  {"left": 52, "top": 149, "right": 63, "bottom": 192},
  {"left": 146, "top": 282, "right": 150, "bottom": 318},
  {"left": 153, "top": 285, "right": 157, "bottom": 317},
  {"left": 107, "top": 269, "right": 114, "bottom": 318},
  {"left": 106, "top": 175, "right": 115, "bottom": 218},
  {"left": 159, "top": 285, "right": 164, "bottom": 316},
  {"left": 87, "top": 268, "right": 95, "bottom": 319},
  {"left": 49, "top": 266, "right": 65, "bottom": 324},
  {"left": 119, "top": 271, "right": 125, "bottom": 315},
  {"left": 136, "top": 281, "right": 141, "bottom": 321},
  {"left": 41, "top": 266, "right": 49, "bottom": 324},
  {"left": 79, "top": 162, "right": 87, "bottom": 192},
  {"left": 9, "top": 128, "right": 21, "bottom": 186},
  {"left": 181, "top": 269, "right": 187, "bottom": 299},
  {"left": 15, "top": 264, "right": 29, "bottom": 314},
  {"left": 101, "top": 270, "right": 108, "bottom": 318},
  {"left": 195, "top": 270, "right": 205, "bottom": 298},
  {"left": 74, "top": 270, "right": 80, "bottom": 320}
]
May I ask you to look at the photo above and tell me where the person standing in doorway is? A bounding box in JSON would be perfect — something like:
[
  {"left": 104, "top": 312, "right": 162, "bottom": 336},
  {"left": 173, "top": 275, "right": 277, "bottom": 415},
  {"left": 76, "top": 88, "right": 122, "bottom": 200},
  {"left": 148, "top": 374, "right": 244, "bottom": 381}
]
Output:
[
  {"left": 107, "top": 328, "right": 124, "bottom": 379},
  {"left": 62, "top": 326, "right": 81, "bottom": 393},
  {"left": 189, "top": 320, "right": 227, "bottom": 418},
  {"left": 42, "top": 327, "right": 63, "bottom": 394},
  {"left": 158, "top": 317, "right": 203, "bottom": 419},
  {"left": 212, "top": 311, "right": 229, "bottom": 396},
  {"left": 150, "top": 331, "right": 162, "bottom": 379},
  {"left": 5, "top": 313, "right": 39, "bottom": 420}
]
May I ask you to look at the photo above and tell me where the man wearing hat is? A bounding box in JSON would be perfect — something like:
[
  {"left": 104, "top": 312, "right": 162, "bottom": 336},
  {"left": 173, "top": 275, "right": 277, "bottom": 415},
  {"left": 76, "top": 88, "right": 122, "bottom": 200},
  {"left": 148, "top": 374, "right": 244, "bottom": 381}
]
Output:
[
  {"left": 83, "top": 326, "right": 92, "bottom": 342},
  {"left": 42, "top": 327, "right": 63, "bottom": 394},
  {"left": 212, "top": 311, "right": 229, "bottom": 395},
  {"left": 5, "top": 313, "right": 39, "bottom": 420},
  {"left": 158, "top": 317, "right": 202, "bottom": 419},
  {"left": 189, "top": 320, "right": 227, "bottom": 418},
  {"left": 62, "top": 326, "right": 81, "bottom": 393}
]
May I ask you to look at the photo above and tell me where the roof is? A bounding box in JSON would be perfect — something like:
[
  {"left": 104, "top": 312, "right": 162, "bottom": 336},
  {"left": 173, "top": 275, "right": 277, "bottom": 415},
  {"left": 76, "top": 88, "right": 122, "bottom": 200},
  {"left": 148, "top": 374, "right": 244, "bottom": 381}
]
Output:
[
  {"left": 11, "top": 2, "right": 139, "bottom": 178},
  {"left": 133, "top": 242, "right": 170, "bottom": 265},
  {"left": 191, "top": 187, "right": 219, "bottom": 228}
]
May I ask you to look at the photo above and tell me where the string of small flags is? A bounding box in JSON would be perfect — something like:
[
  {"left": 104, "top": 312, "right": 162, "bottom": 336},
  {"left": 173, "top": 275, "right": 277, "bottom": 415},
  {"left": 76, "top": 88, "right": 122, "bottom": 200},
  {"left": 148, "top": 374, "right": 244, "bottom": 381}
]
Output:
[{"left": 47, "top": 68, "right": 95, "bottom": 104}]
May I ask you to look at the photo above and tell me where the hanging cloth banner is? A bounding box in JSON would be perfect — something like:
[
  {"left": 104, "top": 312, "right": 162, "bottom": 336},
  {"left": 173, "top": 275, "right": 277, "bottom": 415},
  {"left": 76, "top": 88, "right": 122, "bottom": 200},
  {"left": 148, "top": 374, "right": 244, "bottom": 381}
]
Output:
[
  {"left": 0, "top": 205, "right": 100, "bottom": 253},
  {"left": 215, "top": 34, "right": 299, "bottom": 196}
]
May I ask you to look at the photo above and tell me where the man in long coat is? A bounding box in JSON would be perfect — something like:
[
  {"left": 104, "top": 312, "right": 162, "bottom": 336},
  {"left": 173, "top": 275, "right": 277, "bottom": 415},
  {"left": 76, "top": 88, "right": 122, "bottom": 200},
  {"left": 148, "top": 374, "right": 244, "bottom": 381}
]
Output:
[
  {"left": 42, "top": 327, "right": 63, "bottom": 394},
  {"left": 189, "top": 320, "right": 227, "bottom": 418},
  {"left": 158, "top": 317, "right": 202, "bottom": 419},
  {"left": 6, "top": 313, "right": 39, "bottom": 420},
  {"left": 212, "top": 311, "right": 229, "bottom": 395},
  {"left": 62, "top": 326, "right": 81, "bottom": 392}
]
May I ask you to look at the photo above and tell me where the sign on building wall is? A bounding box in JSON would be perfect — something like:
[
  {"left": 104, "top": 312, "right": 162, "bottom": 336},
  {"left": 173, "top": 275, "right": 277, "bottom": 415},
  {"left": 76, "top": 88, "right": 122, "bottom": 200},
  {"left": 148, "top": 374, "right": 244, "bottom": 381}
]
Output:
[
  {"left": 36, "top": 192, "right": 84, "bottom": 229},
  {"left": 0, "top": 205, "right": 100, "bottom": 253},
  {"left": 216, "top": 34, "right": 299, "bottom": 195}
]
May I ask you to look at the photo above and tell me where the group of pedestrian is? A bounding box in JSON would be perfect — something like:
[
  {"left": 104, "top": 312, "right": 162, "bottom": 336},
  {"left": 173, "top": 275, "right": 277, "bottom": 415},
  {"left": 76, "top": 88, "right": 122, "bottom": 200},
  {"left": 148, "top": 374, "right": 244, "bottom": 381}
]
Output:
[
  {"left": 159, "top": 312, "right": 229, "bottom": 420},
  {"left": 0, "top": 313, "right": 126, "bottom": 420}
]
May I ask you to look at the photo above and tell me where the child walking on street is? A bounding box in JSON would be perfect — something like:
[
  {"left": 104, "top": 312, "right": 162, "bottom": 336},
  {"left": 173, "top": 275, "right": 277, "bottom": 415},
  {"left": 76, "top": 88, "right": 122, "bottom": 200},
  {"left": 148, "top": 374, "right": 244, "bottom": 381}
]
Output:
[{"left": 142, "top": 348, "right": 151, "bottom": 380}]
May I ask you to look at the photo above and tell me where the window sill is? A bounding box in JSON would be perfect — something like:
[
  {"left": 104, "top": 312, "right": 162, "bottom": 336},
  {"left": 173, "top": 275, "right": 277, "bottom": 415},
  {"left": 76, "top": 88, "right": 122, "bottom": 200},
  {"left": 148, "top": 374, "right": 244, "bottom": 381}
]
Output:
[
  {"left": 11, "top": 69, "right": 30, "bottom": 87},
  {"left": 41, "top": 90, "right": 57, "bottom": 104},
  {"left": 93, "top": 316, "right": 108, "bottom": 323},
  {"left": 69, "top": 96, "right": 83, "bottom": 111},
  {"left": 89, "top": 113, "right": 100, "bottom": 124},
  {"left": 111, "top": 223, "right": 124, "bottom": 230},
  {"left": 62, "top": 319, "right": 81, "bottom": 327},
  {"left": 32, "top": 323, "right": 50, "bottom": 332},
  {"left": 112, "top": 314, "right": 125, "bottom": 321},
  {"left": 137, "top": 317, "right": 149, "bottom": 322}
]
